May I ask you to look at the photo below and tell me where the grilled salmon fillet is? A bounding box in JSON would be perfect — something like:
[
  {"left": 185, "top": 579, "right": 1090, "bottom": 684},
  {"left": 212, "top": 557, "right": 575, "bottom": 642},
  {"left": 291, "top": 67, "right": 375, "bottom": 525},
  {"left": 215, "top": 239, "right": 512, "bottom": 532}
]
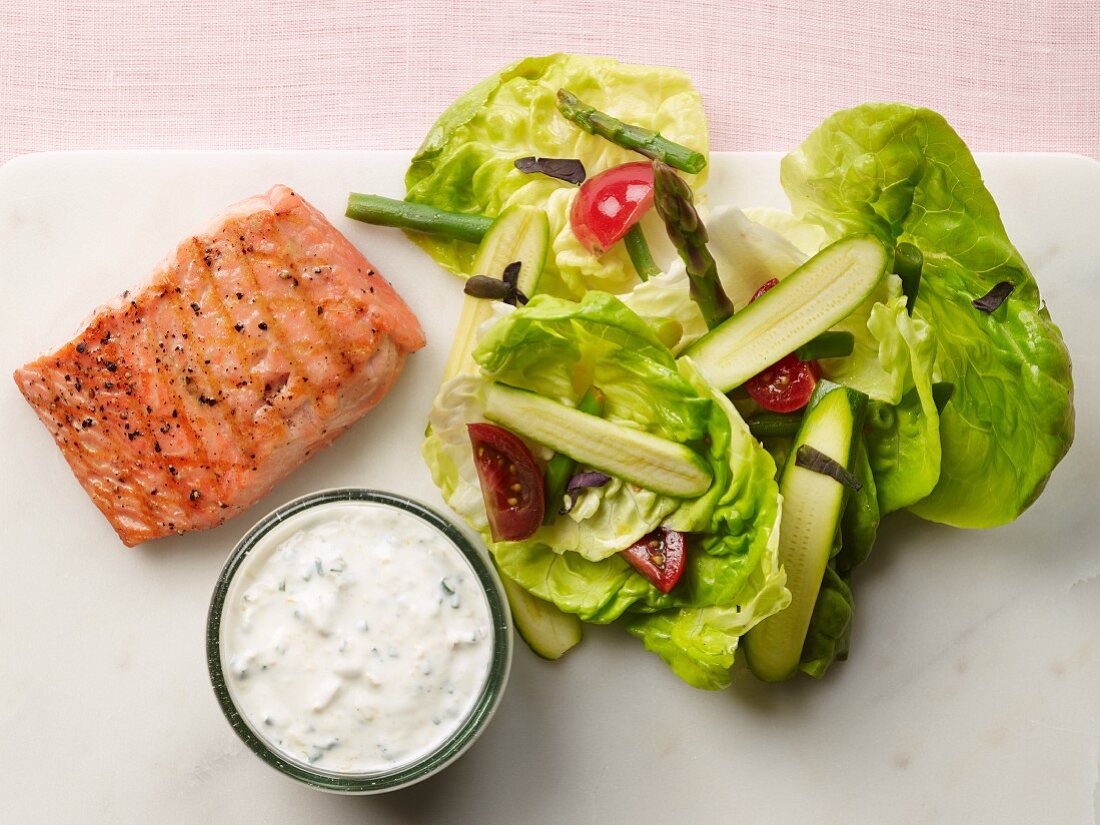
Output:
[{"left": 14, "top": 185, "right": 426, "bottom": 546}]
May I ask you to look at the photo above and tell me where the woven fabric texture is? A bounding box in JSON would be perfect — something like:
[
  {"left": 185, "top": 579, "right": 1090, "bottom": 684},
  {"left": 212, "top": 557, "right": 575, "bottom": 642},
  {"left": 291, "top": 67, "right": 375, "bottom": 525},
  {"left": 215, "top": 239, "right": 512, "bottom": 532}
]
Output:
[{"left": 2, "top": 0, "right": 1098, "bottom": 161}]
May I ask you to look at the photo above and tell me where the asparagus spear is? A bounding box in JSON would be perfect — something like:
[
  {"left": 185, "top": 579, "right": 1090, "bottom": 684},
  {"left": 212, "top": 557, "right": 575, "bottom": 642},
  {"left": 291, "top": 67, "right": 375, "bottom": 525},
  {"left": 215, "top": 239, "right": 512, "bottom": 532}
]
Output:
[
  {"left": 556, "top": 90, "right": 707, "bottom": 174},
  {"left": 747, "top": 411, "right": 804, "bottom": 440},
  {"left": 893, "top": 242, "right": 923, "bottom": 315},
  {"left": 652, "top": 161, "right": 733, "bottom": 329},
  {"left": 794, "top": 331, "right": 855, "bottom": 361},
  {"left": 346, "top": 193, "right": 492, "bottom": 244},
  {"left": 623, "top": 224, "right": 660, "bottom": 282}
]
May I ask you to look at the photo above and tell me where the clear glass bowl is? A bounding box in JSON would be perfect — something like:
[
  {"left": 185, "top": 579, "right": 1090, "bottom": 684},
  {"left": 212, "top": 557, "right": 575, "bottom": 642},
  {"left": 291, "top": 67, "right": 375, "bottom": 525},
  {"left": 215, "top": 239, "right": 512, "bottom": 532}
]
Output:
[{"left": 206, "top": 488, "right": 512, "bottom": 793}]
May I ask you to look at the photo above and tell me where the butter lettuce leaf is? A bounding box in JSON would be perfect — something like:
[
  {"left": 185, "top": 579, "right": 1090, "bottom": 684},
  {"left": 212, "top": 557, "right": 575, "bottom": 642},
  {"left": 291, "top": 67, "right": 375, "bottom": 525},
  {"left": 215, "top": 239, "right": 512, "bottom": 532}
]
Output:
[
  {"left": 405, "top": 54, "right": 708, "bottom": 296},
  {"left": 422, "top": 373, "right": 495, "bottom": 535},
  {"left": 818, "top": 275, "right": 910, "bottom": 404},
  {"left": 474, "top": 291, "right": 711, "bottom": 443},
  {"left": 422, "top": 293, "right": 786, "bottom": 686},
  {"left": 627, "top": 525, "right": 789, "bottom": 690},
  {"left": 781, "top": 103, "right": 1073, "bottom": 527},
  {"left": 618, "top": 261, "right": 708, "bottom": 355},
  {"left": 863, "top": 297, "right": 941, "bottom": 513},
  {"left": 706, "top": 206, "right": 806, "bottom": 310},
  {"left": 741, "top": 206, "right": 827, "bottom": 256}
]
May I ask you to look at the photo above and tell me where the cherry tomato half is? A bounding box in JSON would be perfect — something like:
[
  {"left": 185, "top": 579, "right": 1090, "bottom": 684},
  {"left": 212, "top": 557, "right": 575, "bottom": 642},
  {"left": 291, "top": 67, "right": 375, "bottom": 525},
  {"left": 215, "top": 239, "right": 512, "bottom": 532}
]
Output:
[
  {"left": 468, "top": 423, "right": 545, "bottom": 542},
  {"left": 570, "top": 161, "right": 655, "bottom": 256},
  {"left": 743, "top": 278, "right": 820, "bottom": 413},
  {"left": 744, "top": 353, "right": 821, "bottom": 413},
  {"left": 622, "top": 527, "right": 687, "bottom": 594}
]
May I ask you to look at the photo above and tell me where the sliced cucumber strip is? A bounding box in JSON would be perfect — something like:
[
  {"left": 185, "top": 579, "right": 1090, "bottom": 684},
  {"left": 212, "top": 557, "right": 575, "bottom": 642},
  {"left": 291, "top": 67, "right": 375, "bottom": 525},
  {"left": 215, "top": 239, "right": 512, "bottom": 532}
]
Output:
[
  {"left": 543, "top": 388, "right": 605, "bottom": 522},
  {"left": 500, "top": 575, "right": 582, "bottom": 660},
  {"left": 442, "top": 205, "right": 549, "bottom": 382},
  {"left": 684, "top": 234, "right": 888, "bottom": 391},
  {"left": 484, "top": 383, "right": 712, "bottom": 499},
  {"left": 744, "top": 379, "right": 868, "bottom": 682}
]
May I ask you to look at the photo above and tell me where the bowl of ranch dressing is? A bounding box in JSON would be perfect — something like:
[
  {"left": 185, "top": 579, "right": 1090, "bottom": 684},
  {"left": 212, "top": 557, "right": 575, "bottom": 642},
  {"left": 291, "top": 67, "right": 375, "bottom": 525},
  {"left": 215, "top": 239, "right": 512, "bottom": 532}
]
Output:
[{"left": 206, "top": 488, "right": 512, "bottom": 793}]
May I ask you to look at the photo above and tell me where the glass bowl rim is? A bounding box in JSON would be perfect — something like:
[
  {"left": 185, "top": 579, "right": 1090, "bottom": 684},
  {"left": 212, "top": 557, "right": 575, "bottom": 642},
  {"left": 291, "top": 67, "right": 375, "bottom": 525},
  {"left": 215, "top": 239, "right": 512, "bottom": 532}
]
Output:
[{"left": 205, "top": 487, "right": 512, "bottom": 793}]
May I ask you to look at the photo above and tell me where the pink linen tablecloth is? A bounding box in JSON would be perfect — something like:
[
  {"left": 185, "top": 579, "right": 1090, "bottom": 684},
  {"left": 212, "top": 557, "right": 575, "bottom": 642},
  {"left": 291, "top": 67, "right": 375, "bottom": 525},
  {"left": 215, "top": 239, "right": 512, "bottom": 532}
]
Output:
[{"left": 2, "top": 1, "right": 1098, "bottom": 162}]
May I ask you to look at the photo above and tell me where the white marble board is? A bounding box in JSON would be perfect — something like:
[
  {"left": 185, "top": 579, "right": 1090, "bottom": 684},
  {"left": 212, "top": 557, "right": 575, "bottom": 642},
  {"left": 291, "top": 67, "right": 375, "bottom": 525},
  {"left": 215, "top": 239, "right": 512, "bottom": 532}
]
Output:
[{"left": 0, "top": 151, "right": 1097, "bottom": 824}]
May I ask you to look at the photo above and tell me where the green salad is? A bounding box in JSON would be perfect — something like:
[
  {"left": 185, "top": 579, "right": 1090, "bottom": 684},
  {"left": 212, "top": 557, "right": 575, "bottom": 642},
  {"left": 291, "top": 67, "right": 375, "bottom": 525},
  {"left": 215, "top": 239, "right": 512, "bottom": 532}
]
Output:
[{"left": 347, "top": 53, "right": 1074, "bottom": 689}]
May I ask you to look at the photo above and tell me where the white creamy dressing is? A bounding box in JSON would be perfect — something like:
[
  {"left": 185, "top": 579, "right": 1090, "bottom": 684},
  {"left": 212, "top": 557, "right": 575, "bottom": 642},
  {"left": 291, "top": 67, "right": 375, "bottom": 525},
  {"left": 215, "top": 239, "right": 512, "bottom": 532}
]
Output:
[{"left": 220, "top": 501, "right": 494, "bottom": 774}]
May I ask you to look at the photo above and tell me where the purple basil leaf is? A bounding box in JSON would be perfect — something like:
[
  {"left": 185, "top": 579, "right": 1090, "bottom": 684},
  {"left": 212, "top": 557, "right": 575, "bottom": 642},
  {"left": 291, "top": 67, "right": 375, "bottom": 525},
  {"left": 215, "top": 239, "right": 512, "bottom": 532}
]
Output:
[
  {"left": 559, "top": 471, "right": 612, "bottom": 514},
  {"left": 795, "top": 445, "right": 862, "bottom": 492},
  {"left": 972, "top": 281, "right": 1015, "bottom": 313},
  {"left": 463, "top": 275, "right": 513, "bottom": 301},
  {"left": 515, "top": 156, "right": 587, "bottom": 185},
  {"left": 501, "top": 261, "right": 523, "bottom": 306}
]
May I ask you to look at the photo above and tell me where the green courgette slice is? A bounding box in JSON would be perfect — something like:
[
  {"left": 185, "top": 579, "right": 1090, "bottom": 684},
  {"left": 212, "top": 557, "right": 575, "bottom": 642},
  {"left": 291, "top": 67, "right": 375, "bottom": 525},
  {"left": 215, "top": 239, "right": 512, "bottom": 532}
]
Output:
[
  {"left": 744, "top": 379, "right": 868, "bottom": 681},
  {"left": 685, "top": 234, "right": 888, "bottom": 391}
]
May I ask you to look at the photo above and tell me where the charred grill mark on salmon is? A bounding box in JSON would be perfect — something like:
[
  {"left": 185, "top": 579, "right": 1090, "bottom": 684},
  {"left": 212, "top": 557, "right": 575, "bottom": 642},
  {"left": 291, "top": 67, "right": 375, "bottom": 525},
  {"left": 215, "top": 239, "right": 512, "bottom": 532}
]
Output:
[
  {"left": 143, "top": 258, "right": 227, "bottom": 515},
  {"left": 138, "top": 318, "right": 198, "bottom": 531},
  {"left": 13, "top": 185, "right": 426, "bottom": 546},
  {"left": 160, "top": 256, "right": 242, "bottom": 469},
  {"left": 222, "top": 217, "right": 335, "bottom": 413},
  {"left": 254, "top": 216, "right": 359, "bottom": 380}
]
